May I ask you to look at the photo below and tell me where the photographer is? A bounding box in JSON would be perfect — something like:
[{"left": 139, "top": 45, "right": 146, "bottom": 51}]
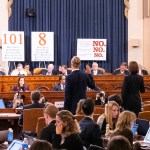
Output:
[{"left": 95, "top": 91, "right": 107, "bottom": 105}]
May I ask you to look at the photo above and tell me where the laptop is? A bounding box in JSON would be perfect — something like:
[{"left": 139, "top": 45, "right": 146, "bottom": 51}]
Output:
[
  {"left": 136, "top": 118, "right": 149, "bottom": 136},
  {"left": 0, "top": 99, "right": 5, "bottom": 108},
  {"left": 0, "top": 130, "right": 8, "bottom": 144},
  {"left": 7, "top": 139, "right": 23, "bottom": 150}
]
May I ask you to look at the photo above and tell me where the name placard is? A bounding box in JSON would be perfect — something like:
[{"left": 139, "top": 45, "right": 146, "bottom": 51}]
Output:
[
  {"left": 31, "top": 32, "right": 54, "bottom": 61},
  {"left": 77, "top": 39, "right": 107, "bottom": 61},
  {"left": 2, "top": 31, "right": 24, "bottom": 61}
]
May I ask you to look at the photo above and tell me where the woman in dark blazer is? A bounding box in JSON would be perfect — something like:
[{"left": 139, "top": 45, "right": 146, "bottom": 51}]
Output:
[
  {"left": 11, "top": 76, "right": 30, "bottom": 92},
  {"left": 52, "top": 110, "right": 83, "bottom": 150},
  {"left": 121, "top": 61, "right": 145, "bottom": 116}
]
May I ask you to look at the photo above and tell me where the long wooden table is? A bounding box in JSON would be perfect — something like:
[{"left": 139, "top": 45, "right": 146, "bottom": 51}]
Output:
[{"left": 1, "top": 91, "right": 150, "bottom": 105}]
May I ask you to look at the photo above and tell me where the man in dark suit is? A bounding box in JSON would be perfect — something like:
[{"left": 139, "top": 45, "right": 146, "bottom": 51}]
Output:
[
  {"left": 40, "top": 104, "right": 58, "bottom": 143},
  {"left": 60, "top": 65, "right": 71, "bottom": 76},
  {"left": 39, "top": 64, "right": 57, "bottom": 75},
  {"left": 64, "top": 56, "right": 95, "bottom": 114},
  {"left": 79, "top": 99, "right": 103, "bottom": 148},
  {"left": 113, "top": 62, "right": 129, "bottom": 75},
  {"left": 91, "top": 62, "right": 104, "bottom": 75},
  {"left": 53, "top": 75, "right": 66, "bottom": 91},
  {"left": 138, "top": 64, "right": 148, "bottom": 75},
  {"left": 18, "top": 90, "right": 45, "bottom": 126}
]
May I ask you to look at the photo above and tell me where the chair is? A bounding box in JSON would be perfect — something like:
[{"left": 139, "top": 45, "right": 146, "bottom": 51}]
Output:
[
  {"left": 0, "top": 108, "right": 16, "bottom": 113},
  {"left": 67, "top": 68, "right": 73, "bottom": 71},
  {"left": 36, "top": 117, "right": 46, "bottom": 139},
  {"left": 74, "top": 115, "right": 84, "bottom": 122},
  {"left": 138, "top": 111, "right": 150, "bottom": 121},
  {"left": 143, "top": 101, "right": 150, "bottom": 105},
  {"left": 36, "top": 85, "right": 50, "bottom": 91},
  {"left": 143, "top": 104, "right": 150, "bottom": 111},
  {"left": 93, "top": 114, "right": 100, "bottom": 122},
  {"left": 94, "top": 106, "right": 104, "bottom": 114},
  {"left": 33, "top": 68, "right": 47, "bottom": 75},
  {"left": 23, "top": 108, "right": 44, "bottom": 132}
]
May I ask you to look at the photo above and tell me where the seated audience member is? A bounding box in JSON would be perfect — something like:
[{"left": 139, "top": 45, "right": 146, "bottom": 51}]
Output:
[
  {"left": 11, "top": 76, "right": 30, "bottom": 92},
  {"left": 113, "top": 62, "right": 129, "bottom": 75},
  {"left": 107, "top": 135, "right": 132, "bottom": 150},
  {"left": 30, "top": 140, "right": 53, "bottom": 150},
  {"left": 53, "top": 75, "right": 66, "bottom": 91},
  {"left": 11, "top": 63, "right": 27, "bottom": 76},
  {"left": 79, "top": 99, "right": 103, "bottom": 148},
  {"left": 52, "top": 110, "right": 83, "bottom": 150},
  {"left": 57, "top": 65, "right": 62, "bottom": 75},
  {"left": 40, "top": 104, "right": 58, "bottom": 143},
  {"left": 18, "top": 90, "right": 45, "bottom": 126},
  {"left": 108, "top": 94, "right": 123, "bottom": 112},
  {"left": 97, "top": 101, "right": 120, "bottom": 135},
  {"left": 76, "top": 99, "right": 84, "bottom": 115},
  {"left": 61, "top": 65, "right": 70, "bottom": 75},
  {"left": 95, "top": 91, "right": 107, "bottom": 105},
  {"left": 24, "top": 63, "right": 32, "bottom": 75},
  {"left": 39, "top": 64, "right": 57, "bottom": 75},
  {"left": 91, "top": 62, "right": 104, "bottom": 75},
  {"left": 111, "top": 111, "right": 136, "bottom": 147},
  {"left": 138, "top": 64, "right": 148, "bottom": 75},
  {"left": 0, "top": 65, "right": 6, "bottom": 75}
]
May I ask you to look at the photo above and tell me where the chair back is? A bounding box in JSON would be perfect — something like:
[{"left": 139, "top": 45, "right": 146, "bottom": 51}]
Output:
[
  {"left": 0, "top": 108, "right": 16, "bottom": 113},
  {"left": 144, "top": 101, "right": 150, "bottom": 105},
  {"left": 94, "top": 106, "right": 104, "bottom": 114},
  {"left": 74, "top": 115, "right": 84, "bottom": 122},
  {"left": 33, "top": 68, "right": 47, "bottom": 75},
  {"left": 23, "top": 108, "right": 44, "bottom": 132},
  {"left": 143, "top": 104, "right": 150, "bottom": 111},
  {"left": 36, "top": 117, "right": 46, "bottom": 139},
  {"left": 138, "top": 111, "right": 150, "bottom": 121},
  {"left": 93, "top": 114, "right": 100, "bottom": 122}
]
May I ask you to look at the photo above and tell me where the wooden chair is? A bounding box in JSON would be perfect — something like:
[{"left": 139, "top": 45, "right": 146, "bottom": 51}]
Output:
[
  {"left": 138, "top": 111, "right": 150, "bottom": 121},
  {"left": 23, "top": 108, "right": 44, "bottom": 132},
  {"left": 93, "top": 114, "right": 100, "bottom": 122},
  {"left": 33, "top": 68, "right": 47, "bottom": 75},
  {"left": 36, "top": 117, "right": 46, "bottom": 139},
  {"left": 0, "top": 108, "right": 16, "bottom": 113},
  {"left": 143, "top": 104, "right": 150, "bottom": 111},
  {"left": 74, "top": 115, "right": 84, "bottom": 122},
  {"left": 67, "top": 68, "right": 73, "bottom": 71},
  {"left": 94, "top": 106, "right": 104, "bottom": 114},
  {"left": 143, "top": 101, "right": 150, "bottom": 105}
]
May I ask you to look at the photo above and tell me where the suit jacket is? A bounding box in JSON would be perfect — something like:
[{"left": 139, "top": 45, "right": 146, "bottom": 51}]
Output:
[
  {"left": 11, "top": 84, "right": 30, "bottom": 92},
  {"left": 39, "top": 69, "right": 57, "bottom": 75},
  {"left": 121, "top": 73, "right": 145, "bottom": 115},
  {"left": 79, "top": 117, "right": 103, "bottom": 148},
  {"left": 52, "top": 133, "right": 83, "bottom": 150},
  {"left": 40, "top": 120, "right": 56, "bottom": 143},
  {"left": 113, "top": 69, "right": 129, "bottom": 75},
  {"left": 141, "top": 69, "right": 148, "bottom": 75},
  {"left": 18, "top": 102, "right": 45, "bottom": 126},
  {"left": 64, "top": 70, "right": 95, "bottom": 114},
  {"left": 53, "top": 83, "right": 65, "bottom": 91},
  {"left": 0, "top": 71, "right": 6, "bottom": 76},
  {"left": 91, "top": 69, "right": 104, "bottom": 75}
]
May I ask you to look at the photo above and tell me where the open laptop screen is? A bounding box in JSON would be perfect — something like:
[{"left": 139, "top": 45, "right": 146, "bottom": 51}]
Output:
[
  {"left": 7, "top": 139, "right": 23, "bottom": 150},
  {"left": 0, "top": 99, "right": 5, "bottom": 108},
  {"left": 144, "top": 127, "right": 150, "bottom": 143}
]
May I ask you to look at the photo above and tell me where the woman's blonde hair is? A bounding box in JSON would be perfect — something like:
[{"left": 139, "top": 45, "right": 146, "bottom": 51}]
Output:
[
  {"left": 76, "top": 99, "right": 84, "bottom": 115},
  {"left": 115, "top": 111, "right": 136, "bottom": 131},
  {"left": 56, "top": 110, "right": 80, "bottom": 137},
  {"left": 105, "top": 101, "right": 120, "bottom": 129}
]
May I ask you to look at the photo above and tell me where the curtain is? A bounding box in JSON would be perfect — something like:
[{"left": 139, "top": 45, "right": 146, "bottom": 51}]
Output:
[{"left": 9, "top": 0, "right": 128, "bottom": 73}]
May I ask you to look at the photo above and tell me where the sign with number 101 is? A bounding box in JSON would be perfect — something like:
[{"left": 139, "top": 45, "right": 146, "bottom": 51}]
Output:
[
  {"left": 31, "top": 32, "right": 54, "bottom": 61},
  {"left": 2, "top": 31, "right": 24, "bottom": 61}
]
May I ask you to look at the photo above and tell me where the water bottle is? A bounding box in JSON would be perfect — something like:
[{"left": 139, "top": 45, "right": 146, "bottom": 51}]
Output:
[
  {"left": 7, "top": 128, "right": 13, "bottom": 144},
  {"left": 22, "top": 138, "right": 28, "bottom": 150}
]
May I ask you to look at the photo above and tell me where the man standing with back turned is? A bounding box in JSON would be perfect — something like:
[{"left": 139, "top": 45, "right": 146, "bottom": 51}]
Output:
[{"left": 64, "top": 56, "right": 95, "bottom": 114}]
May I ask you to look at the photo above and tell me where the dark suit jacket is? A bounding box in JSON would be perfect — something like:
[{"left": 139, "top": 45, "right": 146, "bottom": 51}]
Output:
[
  {"left": 79, "top": 117, "right": 103, "bottom": 148},
  {"left": 121, "top": 73, "right": 145, "bottom": 115},
  {"left": 18, "top": 102, "right": 45, "bottom": 126},
  {"left": 40, "top": 120, "right": 56, "bottom": 143},
  {"left": 64, "top": 70, "right": 95, "bottom": 114},
  {"left": 52, "top": 133, "right": 83, "bottom": 150},
  {"left": 0, "top": 71, "right": 6, "bottom": 76},
  {"left": 53, "top": 83, "right": 65, "bottom": 91},
  {"left": 39, "top": 69, "right": 57, "bottom": 75},
  {"left": 141, "top": 69, "right": 148, "bottom": 75},
  {"left": 91, "top": 69, "right": 104, "bottom": 75},
  {"left": 113, "top": 69, "right": 129, "bottom": 75}
]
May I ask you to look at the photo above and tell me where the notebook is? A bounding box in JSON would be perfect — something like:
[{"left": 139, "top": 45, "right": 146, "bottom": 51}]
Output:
[
  {"left": 0, "top": 130, "right": 8, "bottom": 144},
  {"left": 7, "top": 139, "right": 23, "bottom": 150},
  {"left": 136, "top": 118, "right": 149, "bottom": 136},
  {"left": 0, "top": 99, "right": 5, "bottom": 108}
]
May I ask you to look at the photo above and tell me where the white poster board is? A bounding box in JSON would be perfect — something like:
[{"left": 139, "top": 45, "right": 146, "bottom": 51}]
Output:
[
  {"left": 2, "top": 31, "right": 24, "bottom": 61},
  {"left": 77, "top": 39, "right": 107, "bottom": 60},
  {"left": 31, "top": 32, "right": 54, "bottom": 61}
]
